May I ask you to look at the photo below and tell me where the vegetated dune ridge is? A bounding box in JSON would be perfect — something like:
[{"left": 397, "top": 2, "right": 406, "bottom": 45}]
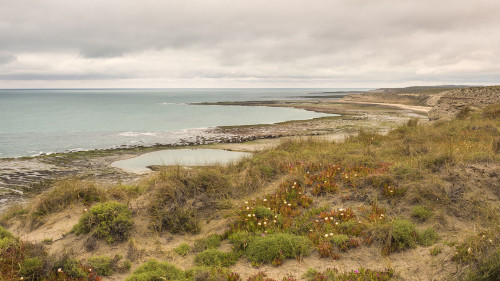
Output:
[{"left": 0, "top": 87, "right": 499, "bottom": 281}]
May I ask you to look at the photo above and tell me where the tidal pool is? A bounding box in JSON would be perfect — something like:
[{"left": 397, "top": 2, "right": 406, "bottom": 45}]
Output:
[{"left": 111, "top": 149, "right": 252, "bottom": 174}]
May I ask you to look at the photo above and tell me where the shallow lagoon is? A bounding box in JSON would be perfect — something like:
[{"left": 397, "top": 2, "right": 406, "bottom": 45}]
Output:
[{"left": 111, "top": 149, "right": 251, "bottom": 174}]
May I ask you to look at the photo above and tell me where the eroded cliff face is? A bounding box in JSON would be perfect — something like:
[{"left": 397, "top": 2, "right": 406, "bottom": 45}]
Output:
[
  {"left": 428, "top": 86, "right": 500, "bottom": 120},
  {"left": 342, "top": 85, "right": 500, "bottom": 121}
]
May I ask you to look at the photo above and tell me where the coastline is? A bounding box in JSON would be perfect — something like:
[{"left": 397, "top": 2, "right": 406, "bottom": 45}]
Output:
[
  {"left": 1, "top": 86, "right": 498, "bottom": 281},
  {"left": 0, "top": 98, "right": 425, "bottom": 213}
]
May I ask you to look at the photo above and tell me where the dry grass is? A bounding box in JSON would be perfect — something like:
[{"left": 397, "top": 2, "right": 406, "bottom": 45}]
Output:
[{"left": 2, "top": 105, "right": 499, "bottom": 280}]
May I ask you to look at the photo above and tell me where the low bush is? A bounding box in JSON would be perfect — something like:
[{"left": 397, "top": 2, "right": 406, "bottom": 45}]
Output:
[
  {"left": 254, "top": 206, "right": 275, "bottom": 220},
  {"left": 19, "top": 257, "right": 45, "bottom": 279},
  {"left": 417, "top": 227, "right": 439, "bottom": 246},
  {"left": 228, "top": 231, "right": 256, "bottom": 252},
  {"left": 245, "top": 233, "right": 312, "bottom": 265},
  {"left": 53, "top": 257, "right": 90, "bottom": 279},
  {"left": 411, "top": 206, "right": 433, "bottom": 222},
  {"left": 0, "top": 225, "right": 16, "bottom": 249},
  {"left": 174, "top": 243, "right": 190, "bottom": 257},
  {"left": 372, "top": 219, "right": 418, "bottom": 254},
  {"left": 194, "top": 249, "right": 238, "bottom": 267},
  {"left": 193, "top": 234, "right": 221, "bottom": 252},
  {"left": 388, "top": 220, "right": 418, "bottom": 253},
  {"left": 148, "top": 179, "right": 201, "bottom": 234},
  {"left": 155, "top": 207, "right": 200, "bottom": 234},
  {"left": 71, "top": 201, "right": 133, "bottom": 243},
  {"left": 125, "top": 259, "right": 185, "bottom": 281},
  {"left": 87, "top": 255, "right": 122, "bottom": 276},
  {"left": 0, "top": 231, "right": 100, "bottom": 281},
  {"left": 329, "top": 234, "right": 349, "bottom": 247}
]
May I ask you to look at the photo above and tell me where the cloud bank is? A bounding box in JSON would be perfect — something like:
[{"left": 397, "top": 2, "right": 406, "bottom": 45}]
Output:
[{"left": 1, "top": 0, "right": 499, "bottom": 88}]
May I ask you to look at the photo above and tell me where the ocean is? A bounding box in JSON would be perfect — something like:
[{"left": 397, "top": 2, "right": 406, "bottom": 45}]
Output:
[{"left": 0, "top": 88, "right": 364, "bottom": 158}]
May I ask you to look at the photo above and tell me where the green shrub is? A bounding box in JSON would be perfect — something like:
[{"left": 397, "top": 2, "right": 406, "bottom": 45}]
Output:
[
  {"left": 228, "top": 231, "right": 256, "bottom": 252},
  {"left": 194, "top": 249, "right": 238, "bottom": 267},
  {"left": 417, "top": 227, "right": 439, "bottom": 246},
  {"left": 125, "top": 259, "right": 185, "bottom": 281},
  {"left": 336, "top": 220, "right": 366, "bottom": 236},
  {"left": 71, "top": 201, "right": 133, "bottom": 243},
  {"left": 54, "top": 258, "right": 87, "bottom": 279},
  {"left": 19, "top": 257, "right": 44, "bottom": 279},
  {"left": 0, "top": 225, "right": 14, "bottom": 239},
  {"left": 88, "top": 255, "right": 117, "bottom": 276},
  {"left": 329, "top": 235, "right": 349, "bottom": 247},
  {"left": 254, "top": 206, "right": 275, "bottom": 220},
  {"left": 0, "top": 225, "right": 16, "bottom": 249},
  {"left": 193, "top": 234, "right": 221, "bottom": 252},
  {"left": 390, "top": 220, "right": 418, "bottom": 252},
  {"left": 374, "top": 220, "right": 418, "bottom": 254},
  {"left": 174, "top": 243, "right": 190, "bottom": 257},
  {"left": 411, "top": 206, "right": 433, "bottom": 222},
  {"left": 245, "top": 233, "right": 312, "bottom": 265},
  {"left": 123, "top": 260, "right": 132, "bottom": 271}
]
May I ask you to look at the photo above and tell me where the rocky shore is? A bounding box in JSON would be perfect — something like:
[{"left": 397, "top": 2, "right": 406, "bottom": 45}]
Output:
[{"left": 2, "top": 85, "right": 497, "bottom": 213}]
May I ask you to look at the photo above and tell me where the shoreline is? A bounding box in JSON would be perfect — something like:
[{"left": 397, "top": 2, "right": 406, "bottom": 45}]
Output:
[{"left": 0, "top": 99, "right": 426, "bottom": 213}]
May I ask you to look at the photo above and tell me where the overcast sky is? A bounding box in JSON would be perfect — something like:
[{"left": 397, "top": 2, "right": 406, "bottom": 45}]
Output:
[{"left": 1, "top": 0, "right": 500, "bottom": 88}]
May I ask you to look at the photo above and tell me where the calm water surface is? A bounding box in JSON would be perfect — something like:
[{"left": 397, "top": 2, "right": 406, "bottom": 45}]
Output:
[
  {"left": 111, "top": 149, "right": 252, "bottom": 173},
  {"left": 0, "top": 88, "right": 365, "bottom": 158}
]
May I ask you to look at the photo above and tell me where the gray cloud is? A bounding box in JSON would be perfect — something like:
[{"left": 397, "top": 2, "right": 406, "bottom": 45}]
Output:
[
  {"left": 1, "top": 0, "right": 499, "bottom": 87},
  {"left": 0, "top": 53, "right": 16, "bottom": 65}
]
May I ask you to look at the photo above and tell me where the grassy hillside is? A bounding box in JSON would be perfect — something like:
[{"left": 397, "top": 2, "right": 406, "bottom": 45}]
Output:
[{"left": 1, "top": 104, "right": 499, "bottom": 280}]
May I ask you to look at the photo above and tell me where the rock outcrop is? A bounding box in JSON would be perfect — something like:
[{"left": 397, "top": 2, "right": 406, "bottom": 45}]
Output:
[{"left": 428, "top": 86, "right": 500, "bottom": 120}]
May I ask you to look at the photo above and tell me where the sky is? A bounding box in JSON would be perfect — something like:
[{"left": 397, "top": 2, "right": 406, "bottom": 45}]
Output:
[{"left": 1, "top": 0, "right": 500, "bottom": 88}]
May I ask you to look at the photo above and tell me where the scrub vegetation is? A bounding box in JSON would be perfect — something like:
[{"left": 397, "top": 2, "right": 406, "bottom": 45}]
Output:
[{"left": 0, "top": 104, "right": 499, "bottom": 280}]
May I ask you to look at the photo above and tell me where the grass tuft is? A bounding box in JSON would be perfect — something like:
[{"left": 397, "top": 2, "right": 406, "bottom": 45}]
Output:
[
  {"left": 411, "top": 206, "right": 433, "bottom": 222},
  {"left": 417, "top": 227, "right": 439, "bottom": 246},
  {"left": 27, "top": 179, "right": 106, "bottom": 227},
  {"left": 173, "top": 243, "right": 190, "bottom": 257},
  {"left": 193, "top": 234, "right": 222, "bottom": 252}
]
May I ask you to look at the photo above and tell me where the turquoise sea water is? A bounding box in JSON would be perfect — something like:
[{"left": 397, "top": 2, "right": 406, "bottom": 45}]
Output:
[{"left": 0, "top": 88, "right": 364, "bottom": 158}]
